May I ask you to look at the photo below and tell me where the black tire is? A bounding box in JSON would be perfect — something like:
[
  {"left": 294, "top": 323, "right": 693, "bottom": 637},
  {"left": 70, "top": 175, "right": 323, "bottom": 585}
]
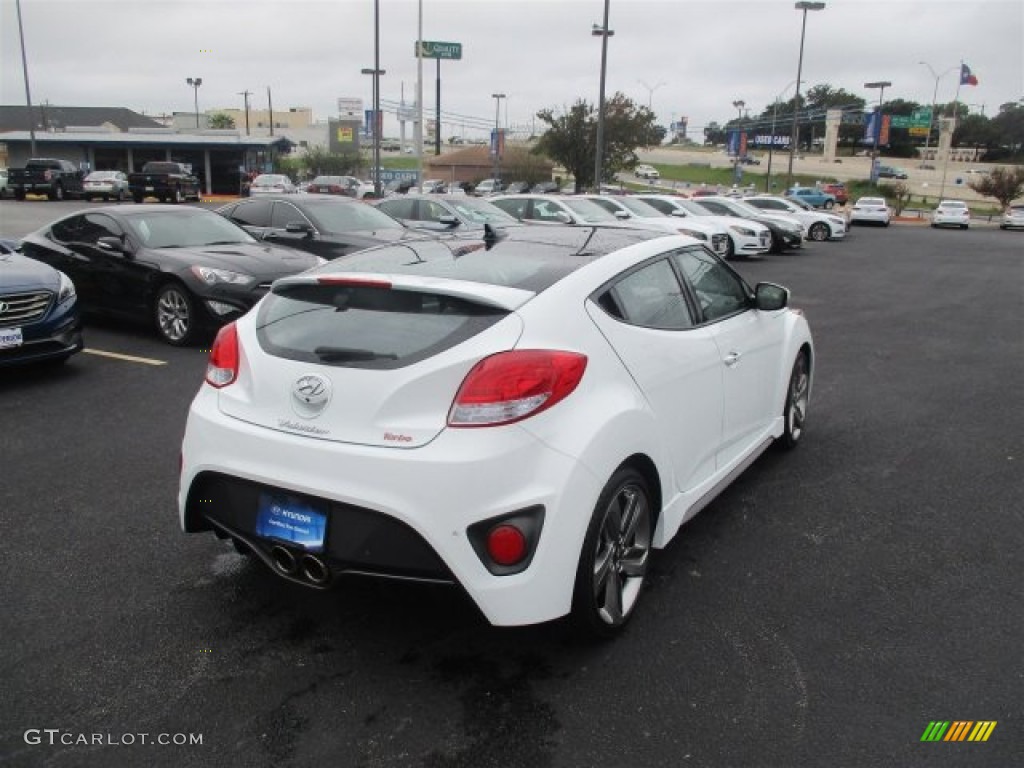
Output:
[
  {"left": 725, "top": 235, "right": 737, "bottom": 259},
  {"left": 133, "top": 193, "right": 144, "bottom": 204},
  {"left": 116, "top": 189, "right": 125, "bottom": 202},
  {"left": 779, "top": 350, "right": 810, "bottom": 450},
  {"left": 570, "top": 467, "right": 654, "bottom": 640},
  {"left": 48, "top": 184, "right": 65, "bottom": 201},
  {"left": 961, "top": 224, "right": 968, "bottom": 230},
  {"left": 14, "top": 188, "right": 26, "bottom": 201},
  {"left": 83, "top": 194, "right": 93, "bottom": 202},
  {"left": 102, "top": 195, "right": 110, "bottom": 202},
  {"left": 823, "top": 200, "right": 834, "bottom": 209},
  {"left": 769, "top": 232, "right": 784, "bottom": 254},
  {"left": 154, "top": 283, "right": 198, "bottom": 346},
  {"left": 808, "top": 222, "right": 829, "bottom": 242}
]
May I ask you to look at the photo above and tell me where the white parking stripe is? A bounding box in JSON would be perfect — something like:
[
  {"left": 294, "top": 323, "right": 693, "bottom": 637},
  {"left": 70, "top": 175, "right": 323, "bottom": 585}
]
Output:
[{"left": 83, "top": 348, "right": 167, "bottom": 366}]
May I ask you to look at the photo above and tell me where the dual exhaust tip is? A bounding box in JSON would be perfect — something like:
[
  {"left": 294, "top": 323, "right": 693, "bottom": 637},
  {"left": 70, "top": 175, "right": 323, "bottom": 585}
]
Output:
[{"left": 270, "top": 545, "right": 330, "bottom": 585}]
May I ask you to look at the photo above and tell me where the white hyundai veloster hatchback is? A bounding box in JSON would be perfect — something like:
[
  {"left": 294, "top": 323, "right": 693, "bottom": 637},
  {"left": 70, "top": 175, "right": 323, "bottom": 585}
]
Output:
[{"left": 178, "top": 225, "right": 813, "bottom": 637}]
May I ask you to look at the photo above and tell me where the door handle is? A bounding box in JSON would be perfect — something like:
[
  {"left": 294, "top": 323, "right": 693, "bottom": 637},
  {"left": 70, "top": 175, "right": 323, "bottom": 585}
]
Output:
[{"left": 724, "top": 351, "right": 742, "bottom": 367}]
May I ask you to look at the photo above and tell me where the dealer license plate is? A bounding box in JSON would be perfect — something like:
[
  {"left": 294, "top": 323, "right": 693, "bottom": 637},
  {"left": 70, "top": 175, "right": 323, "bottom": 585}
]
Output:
[
  {"left": 0, "top": 327, "right": 24, "bottom": 349},
  {"left": 255, "top": 493, "right": 327, "bottom": 551}
]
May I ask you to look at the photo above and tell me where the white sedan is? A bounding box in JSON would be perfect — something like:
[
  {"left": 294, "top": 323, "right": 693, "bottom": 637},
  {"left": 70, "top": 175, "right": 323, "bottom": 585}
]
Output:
[
  {"left": 744, "top": 195, "right": 847, "bottom": 241},
  {"left": 635, "top": 194, "right": 772, "bottom": 259},
  {"left": 178, "top": 226, "right": 813, "bottom": 638},
  {"left": 249, "top": 174, "right": 296, "bottom": 196},
  {"left": 1000, "top": 204, "right": 1024, "bottom": 230},
  {"left": 932, "top": 200, "right": 971, "bottom": 229},
  {"left": 579, "top": 194, "right": 732, "bottom": 258},
  {"left": 849, "top": 197, "right": 892, "bottom": 226}
]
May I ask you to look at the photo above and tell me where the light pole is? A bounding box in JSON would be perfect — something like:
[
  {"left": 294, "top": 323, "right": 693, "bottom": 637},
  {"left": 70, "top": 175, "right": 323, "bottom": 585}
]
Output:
[
  {"left": 592, "top": 0, "right": 613, "bottom": 192},
  {"left": 638, "top": 79, "right": 665, "bottom": 151},
  {"left": 864, "top": 80, "right": 891, "bottom": 182},
  {"left": 186, "top": 77, "right": 203, "bottom": 129},
  {"left": 919, "top": 62, "right": 956, "bottom": 166},
  {"left": 731, "top": 99, "right": 745, "bottom": 182},
  {"left": 766, "top": 80, "right": 801, "bottom": 192},
  {"left": 491, "top": 93, "right": 505, "bottom": 183},
  {"left": 237, "top": 90, "right": 251, "bottom": 135},
  {"left": 786, "top": 1, "right": 825, "bottom": 189},
  {"left": 14, "top": 0, "right": 37, "bottom": 156},
  {"left": 362, "top": 68, "right": 386, "bottom": 195}
]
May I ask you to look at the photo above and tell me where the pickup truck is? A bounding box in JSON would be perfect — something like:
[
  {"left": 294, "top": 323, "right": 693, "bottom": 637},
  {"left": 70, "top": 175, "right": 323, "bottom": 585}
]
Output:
[
  {"left": 9, "top": 158, "right": 85, "bottom": 201},
  {"left": 785, "top": 187, "right": 837, "bottom": 209},
  {"left": 128, "top": 161, "right": 201, "bottom": 203}
]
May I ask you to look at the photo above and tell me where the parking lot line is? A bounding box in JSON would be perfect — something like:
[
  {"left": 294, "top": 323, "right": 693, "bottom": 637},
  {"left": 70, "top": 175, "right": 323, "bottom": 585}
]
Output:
[{"left": 83, "top": 348, "right": 167, "bottom": 366}]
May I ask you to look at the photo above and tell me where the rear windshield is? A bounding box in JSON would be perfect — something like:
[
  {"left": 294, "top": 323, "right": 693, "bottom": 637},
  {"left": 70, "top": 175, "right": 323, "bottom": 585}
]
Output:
[{"left": 256, "top": 283, "right": 507, "bottom": 369}]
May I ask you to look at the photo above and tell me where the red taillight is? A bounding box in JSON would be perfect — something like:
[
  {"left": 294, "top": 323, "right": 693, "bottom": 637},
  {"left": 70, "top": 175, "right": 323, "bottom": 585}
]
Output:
[
  {"left": 449, "top": 350, "right": 587, "bottom": 427},
  {"left": 205, "top": 322, "right": 239, "bottom": 388},
  {"left": 486, "top": 525, "right": 527, "bottom": 566}
]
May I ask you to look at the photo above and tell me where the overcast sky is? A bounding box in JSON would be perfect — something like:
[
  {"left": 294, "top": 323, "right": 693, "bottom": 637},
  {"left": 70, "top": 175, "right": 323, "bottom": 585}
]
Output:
[{"left": 2, "top": 0, "right": 1021, "bottom": 140}]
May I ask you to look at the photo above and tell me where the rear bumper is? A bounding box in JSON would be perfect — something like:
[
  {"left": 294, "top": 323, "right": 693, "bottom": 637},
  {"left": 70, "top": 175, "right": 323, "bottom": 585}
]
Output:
[{"left": 179, "top": 386, "right": 602, "bottom": 626}]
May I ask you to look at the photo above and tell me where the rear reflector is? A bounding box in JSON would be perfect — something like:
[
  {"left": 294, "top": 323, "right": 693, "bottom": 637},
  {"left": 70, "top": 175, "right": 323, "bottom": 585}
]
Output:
[
  {"left": 449, "top": 349, "right": 587, "bottom": 427},
  {"left": 205, "top": 322, "right": 239, "bottom": 388},
  {"left": 486, "top": 525, "right": 527, "bottom": 566}
]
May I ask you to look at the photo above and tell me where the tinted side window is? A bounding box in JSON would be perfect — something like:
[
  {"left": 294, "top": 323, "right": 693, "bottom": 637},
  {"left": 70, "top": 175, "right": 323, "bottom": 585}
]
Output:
[
  {"left": 640, "top": 198, "right": 674, "bottom": 215},
  {"left": 80, "top": 213, "right": 125, "bottom": 243},
  {"left": 271, "top": 202, "right": 311, "bottom": 229},
  {"left": 696, "top": 200, "right": 729, "bottom": 216},
  {"left": 50, "top": 215, "right": 86, "bottom": 243},
  {"left": 491, "top": 198, "right": 527, "bottom": 220},
  {"left": 672, "top": 247, "right": 750, "bottom": 322},
  {"left": 601, "top": 258, "right": 694, "bottom": 330},
  {"left": 228, "top": 199, "right": 273, "bottom": 227},
  {"left": 379, "top": 199, "right": 416, "bottom": 220}
]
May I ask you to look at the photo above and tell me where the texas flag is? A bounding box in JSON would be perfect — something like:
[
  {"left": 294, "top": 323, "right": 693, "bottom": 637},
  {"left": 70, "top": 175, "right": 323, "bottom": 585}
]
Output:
[{"left": 960, "top": 63, "right": 979, "bottom": 86}]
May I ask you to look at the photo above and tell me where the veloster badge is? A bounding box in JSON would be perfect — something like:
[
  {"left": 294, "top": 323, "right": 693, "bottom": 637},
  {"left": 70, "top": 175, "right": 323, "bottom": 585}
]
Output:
[{"left": 291, "top": 374, "right": 332, "bottom": 419}]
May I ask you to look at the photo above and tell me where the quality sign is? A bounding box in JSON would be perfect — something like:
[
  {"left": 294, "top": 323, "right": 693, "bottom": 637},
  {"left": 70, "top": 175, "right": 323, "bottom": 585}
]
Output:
[{"left": 416, "top": 40, "right": 463, "bottom": 60}]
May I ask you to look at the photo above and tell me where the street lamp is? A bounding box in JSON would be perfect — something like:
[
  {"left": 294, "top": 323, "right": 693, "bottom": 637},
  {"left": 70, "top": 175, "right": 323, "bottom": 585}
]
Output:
[
  {"left": 732, "top": 99, "right": 745, "bottom": 181},
  {"left": 592, "top": 0, "right": 613, "bottom": 192},
  {"left": 864, "top": 80, "right": 891, "bottom": 182},
  {"left": 492, "top": 93, "right": 506, "bottom": 182},
  {"left": 363, "top": 0, "right": 384, "bottom": 197},
  {"left": 786, "top": 1, "right": 825, "bottom": 189},
  {"left": 639, "top": 79, "right": 665, "bottom": 151},
  {"left": 186, "top": 77, "right": 202, "bottom": 128},
  {"left": 919, "top": 61, "right": 956, "bottom": 166},
  {"left": 766, "top": 79, "right": 801, "bottom": 192}
]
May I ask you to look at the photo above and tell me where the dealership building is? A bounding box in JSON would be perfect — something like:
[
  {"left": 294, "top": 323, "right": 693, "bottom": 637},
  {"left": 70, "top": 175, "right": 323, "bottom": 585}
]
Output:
[{"left": 0, "top": 105, "right": 295, "bottom": 194}]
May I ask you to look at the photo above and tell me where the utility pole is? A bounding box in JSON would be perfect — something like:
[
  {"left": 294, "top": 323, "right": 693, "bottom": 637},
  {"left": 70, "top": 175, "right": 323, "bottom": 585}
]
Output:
[
  {"left": 238, "top": 90, "right": 251, "bottom": 135},
  {"left": 267, "top": 86, "right": 274, "bottom": 137}
]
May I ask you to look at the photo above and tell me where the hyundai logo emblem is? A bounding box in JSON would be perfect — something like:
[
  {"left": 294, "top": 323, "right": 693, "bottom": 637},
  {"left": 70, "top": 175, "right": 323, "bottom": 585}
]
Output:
[{"left": 291, "top": 374, "right": 332, "bottom": 419}]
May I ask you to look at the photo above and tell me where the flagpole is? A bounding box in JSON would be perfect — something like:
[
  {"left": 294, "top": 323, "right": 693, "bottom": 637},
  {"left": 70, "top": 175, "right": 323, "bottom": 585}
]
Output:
[{"left": 939, "top": 60, "right": 964, "bottom": 200}]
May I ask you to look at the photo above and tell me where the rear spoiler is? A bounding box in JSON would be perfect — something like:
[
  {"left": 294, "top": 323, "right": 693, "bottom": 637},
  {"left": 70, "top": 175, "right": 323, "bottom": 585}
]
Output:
[{"left": 270, "top": 273, "right": 535, "bottom": 312}]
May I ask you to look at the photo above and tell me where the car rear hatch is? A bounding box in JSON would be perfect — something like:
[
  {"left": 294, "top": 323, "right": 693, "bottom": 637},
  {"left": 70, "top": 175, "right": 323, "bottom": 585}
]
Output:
[{"left": 216, "top": 273, "right": 532, "bottom": 448}]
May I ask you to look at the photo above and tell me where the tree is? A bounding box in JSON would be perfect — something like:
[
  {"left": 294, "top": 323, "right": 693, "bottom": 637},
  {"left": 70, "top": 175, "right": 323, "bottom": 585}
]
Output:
[
  {"left": 208, "top": 113, "right": 235, "bottom": 130},
  {"left": 533, "top": 92, "right": 659, "bottom": 191},
  {"left": 968, "top": 166, "right": 1024, "bottom": 208},
  {"left": 301, "top": 144, "right": 363, "bottom": 176}
]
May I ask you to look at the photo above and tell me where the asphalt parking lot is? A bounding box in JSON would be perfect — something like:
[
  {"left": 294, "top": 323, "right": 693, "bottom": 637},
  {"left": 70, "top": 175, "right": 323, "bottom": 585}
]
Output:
[{"left": 1, "top": 201, "right": 1021, "bottom": 767}]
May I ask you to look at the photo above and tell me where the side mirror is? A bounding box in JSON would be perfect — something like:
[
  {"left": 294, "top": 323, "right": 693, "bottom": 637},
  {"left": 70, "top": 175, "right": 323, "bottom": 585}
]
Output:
[
  {"left": 554, "top": 211, "right": 573, "bottom": 224},
  {"left": 754, "top": 282, "right": 789, "bottom": 311},
  {"left": 97, "top": 236, "right": 129, "bottom": 253},
  {"left": 670, "top": 210, "right": 688, "bottom": 218},
  {"left": 614, "top": 210, "right": 630, "bottom": 219},
  {"left": 285, "top": 221, "right": 313, "bottom": 235},
  {"left": 438, "top": 215, "right": 460, "bottom": 228}
]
